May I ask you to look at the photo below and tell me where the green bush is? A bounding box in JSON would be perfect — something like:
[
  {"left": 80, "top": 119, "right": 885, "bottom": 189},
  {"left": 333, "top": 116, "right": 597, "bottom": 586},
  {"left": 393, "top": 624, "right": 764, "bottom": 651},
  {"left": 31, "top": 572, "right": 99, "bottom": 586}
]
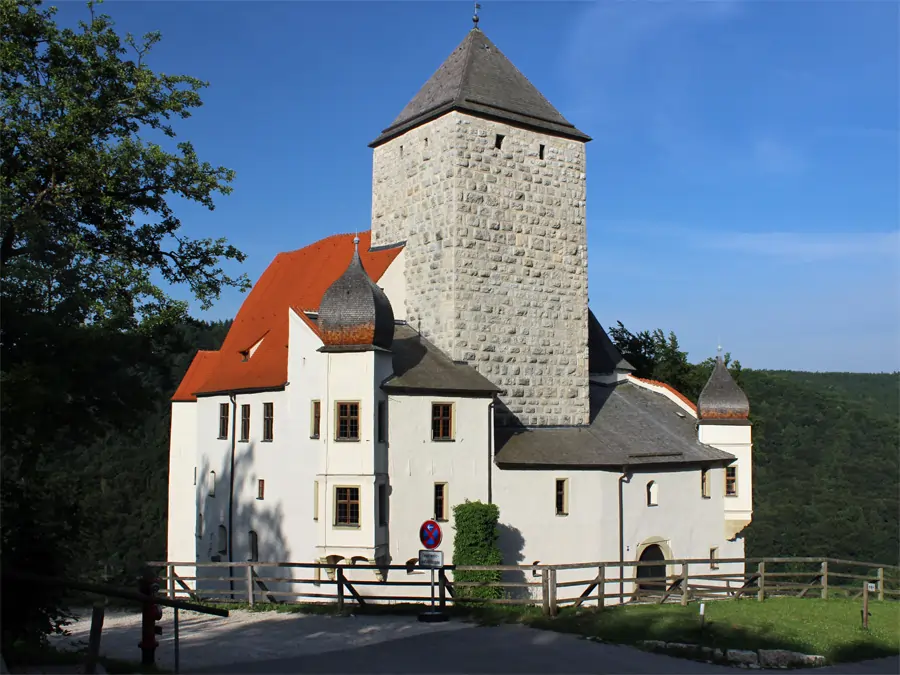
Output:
[{"left": 451, "top": 500, "right": 502, "bottom": 600}]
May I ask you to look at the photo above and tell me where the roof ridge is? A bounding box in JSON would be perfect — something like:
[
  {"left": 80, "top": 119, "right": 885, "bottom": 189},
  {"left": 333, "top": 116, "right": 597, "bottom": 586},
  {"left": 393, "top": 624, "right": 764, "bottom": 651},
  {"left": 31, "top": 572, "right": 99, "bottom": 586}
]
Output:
[{"left": 454, "top": 30, "right": 478, "bottom": 105}]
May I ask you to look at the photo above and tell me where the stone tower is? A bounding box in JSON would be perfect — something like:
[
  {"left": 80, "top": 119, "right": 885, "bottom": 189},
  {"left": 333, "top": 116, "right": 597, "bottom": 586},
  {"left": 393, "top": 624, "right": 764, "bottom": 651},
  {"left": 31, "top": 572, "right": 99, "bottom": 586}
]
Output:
[{"left": 369, "top": 27, "right": 591, "bottom": 427}]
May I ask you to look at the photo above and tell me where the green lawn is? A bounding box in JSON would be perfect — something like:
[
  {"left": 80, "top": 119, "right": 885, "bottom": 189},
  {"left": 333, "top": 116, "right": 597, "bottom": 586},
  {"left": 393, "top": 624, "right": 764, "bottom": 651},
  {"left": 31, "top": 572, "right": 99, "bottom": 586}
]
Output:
[{"left": 206, "top": 596, "right": 899, "bottom": 665}]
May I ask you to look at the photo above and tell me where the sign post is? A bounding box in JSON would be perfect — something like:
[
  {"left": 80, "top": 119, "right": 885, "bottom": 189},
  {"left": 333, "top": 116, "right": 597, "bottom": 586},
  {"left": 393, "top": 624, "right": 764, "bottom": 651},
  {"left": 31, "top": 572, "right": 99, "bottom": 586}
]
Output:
[{"left": 417, "top": 519, "right": 449, "bottom": 623}]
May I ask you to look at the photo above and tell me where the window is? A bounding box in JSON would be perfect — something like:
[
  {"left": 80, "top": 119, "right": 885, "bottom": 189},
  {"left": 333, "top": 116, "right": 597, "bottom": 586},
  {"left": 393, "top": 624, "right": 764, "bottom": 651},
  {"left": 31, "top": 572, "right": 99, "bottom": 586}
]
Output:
[
  {"left": 310, "top": 400, "right": 321, "bottom": 439},
  {"left": 249, "top": 531, "right": 259, "bottom": 563},
  {"left": 434, "top": 483, "right": 448, "bottom": 521},
  {"left": 257, "top": 479, "right": 265, "bottom": 500},
  {"left": 725, "top": 466, "right": 738, "bottom": 496},
  {"left": 240, "top": 404, "right": 250, "bottom": 442},
  {"left": 217, "top": 525, "right": 227, "bottom": 556},
  {"left": 646, "top": 480, "right": 658, "bottom": 507},
  {"left": 218, "top": 403, "right": 229, "bottom": 439},
  {"left": 209, "top": 471, "right": 216, "bottom": 497},
  {"left": 335, "top": 486, "right": 360, "bottom": 526},
  {"left": 710, "top": 547, "right": 719, "bottom": 570},
  {"left": 196, "top": 512, "right": 203, "bottom": 537},
  {"left": 313, "top": 481, "right": 319, "bottom": 521},
  {"left": 262, "top": 402, "right": 274, "bottom": 441},
  {"left": 701, "top": 468, "right": 710, "bottom": 498},
  {"left": 539, "top": 144, "right": 545, "bottom": 160},
  {"left": 193, "top": 467, "right": 197, "bottom": 486},
  {"left": 555, "top": 478, "right": 568, "bottom": 516},
  {"left": 336, "top": 402, "right": 360, "bottom": 440},
  {"left": 432, "top": 403, "right": 453, "bottom": 441},
  {"left": 377, "top": 400, "right": 386, "bottom": 443},
  {"left": 378, "top": 483, "right": 388, "bottom": 526},
  {"left": 494, "top": 133, "right": 504, "bottom": 149}
]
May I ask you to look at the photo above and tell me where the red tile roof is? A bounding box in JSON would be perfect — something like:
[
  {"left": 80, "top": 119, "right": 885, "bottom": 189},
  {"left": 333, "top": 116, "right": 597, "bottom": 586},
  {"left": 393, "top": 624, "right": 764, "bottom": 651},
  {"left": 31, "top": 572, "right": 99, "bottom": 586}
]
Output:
[
  {"left": 628, "top": 375, "right": 698, "bottom": 413},
  {"left": 171, "top": 231, "right": 403, "bottom": 401}
]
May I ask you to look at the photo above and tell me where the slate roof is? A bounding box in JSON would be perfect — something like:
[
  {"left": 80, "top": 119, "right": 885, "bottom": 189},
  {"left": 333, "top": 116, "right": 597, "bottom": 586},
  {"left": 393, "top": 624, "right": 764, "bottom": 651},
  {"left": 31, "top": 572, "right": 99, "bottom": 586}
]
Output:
[
  {"left": 494, "top": 382, "right": 735, "bottom": 469},
  {"left": 382, "top": 324, "right": 501, "bottom": 396},
  {"left": 370, "top": 28, "right": 591, "bottom": 147},
  {"left": 589, "top": 311, "right": 634, "bottom": 373},
  {"left": 318, "top": 239, "right": 395, "bottom": 351},
  {"left": 171, "top": 232, "right": 403, "bottom": 400},
  {"left": 697, "top": 356, "right": 751, "bottom": 421}
]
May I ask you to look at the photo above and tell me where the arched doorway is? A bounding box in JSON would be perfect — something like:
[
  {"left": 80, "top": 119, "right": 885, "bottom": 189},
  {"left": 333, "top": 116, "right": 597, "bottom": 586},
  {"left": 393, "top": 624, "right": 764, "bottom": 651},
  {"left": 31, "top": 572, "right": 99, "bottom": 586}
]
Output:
[{"left": 636, "top": 544, "right": 666, "bottom": 592}]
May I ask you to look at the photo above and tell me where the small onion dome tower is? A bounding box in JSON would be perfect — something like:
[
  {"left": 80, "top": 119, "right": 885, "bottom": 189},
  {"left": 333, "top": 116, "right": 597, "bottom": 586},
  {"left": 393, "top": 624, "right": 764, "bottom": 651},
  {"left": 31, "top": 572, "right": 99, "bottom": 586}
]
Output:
[
  {"left": 697, "top": 356, "right": 750, "bottom": 421},
  {"left": 318, "top": 237, "right": 395, "bottom": 351}
]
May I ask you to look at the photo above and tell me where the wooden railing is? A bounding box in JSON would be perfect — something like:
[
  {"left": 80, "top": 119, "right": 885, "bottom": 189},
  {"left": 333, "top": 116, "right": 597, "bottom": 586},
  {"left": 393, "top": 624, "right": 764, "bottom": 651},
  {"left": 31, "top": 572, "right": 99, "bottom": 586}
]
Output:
[{"left": 148, "top": 556, "right": 900, "bottom": 616}]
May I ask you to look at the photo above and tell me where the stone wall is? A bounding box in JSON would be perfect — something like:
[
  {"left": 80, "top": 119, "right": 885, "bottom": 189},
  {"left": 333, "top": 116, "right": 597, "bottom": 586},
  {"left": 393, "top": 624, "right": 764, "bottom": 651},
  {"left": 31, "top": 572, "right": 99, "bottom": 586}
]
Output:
[{"left": 370, "top": 111, "right": 590, "bottom": 427}]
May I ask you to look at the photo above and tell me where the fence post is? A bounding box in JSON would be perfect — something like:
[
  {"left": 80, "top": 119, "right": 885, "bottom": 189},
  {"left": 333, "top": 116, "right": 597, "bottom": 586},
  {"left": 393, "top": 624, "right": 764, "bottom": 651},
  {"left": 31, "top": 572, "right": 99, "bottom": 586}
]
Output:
[
  {"left": 877, "top": 568, "right": 884, "bottom": 601},
  {"left": 167, "top": 564, "right": 175, "bottom": 600},
  {"left": 680, "top": 563, "right": 690, "bottom": 606},
  {"left": 548, "top": 568, "right": 558, "bottom": 617},
  {"left": 246, "top": 565, "right": 254, "bottom": 607},
  {"left": 820, "top": 561, "right": 828, "bottom": 600},
  {"left": 438, "top": 568, "right": 447, "bottom": 610},
  {"left": 541, "top": 568, "right": 550, "bottom": 616},
  {"left": 84, "top": 600, "right": 105, "bottom": 675},
  {"left": 597, "top": 565, "right": 605, "bottom": 609},
  {"left": 337, "top": 567, "right": 345, "bottom": 612},
  {"left": 757, "top": 562, "right": 766, "bottom": 602}
]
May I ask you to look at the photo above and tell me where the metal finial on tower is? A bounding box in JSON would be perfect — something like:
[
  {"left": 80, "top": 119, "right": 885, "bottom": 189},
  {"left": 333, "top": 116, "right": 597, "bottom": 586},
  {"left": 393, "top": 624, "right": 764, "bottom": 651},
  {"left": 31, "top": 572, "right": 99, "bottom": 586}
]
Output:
[
  {"left": 353, "top": 233, "right": 360, "bottom": 252},
  {"left": 473, "top": 2, "right": 481, "bottom": 28},
  {"left": 717, "top": 340, "right": 723, "bottom": 357}
]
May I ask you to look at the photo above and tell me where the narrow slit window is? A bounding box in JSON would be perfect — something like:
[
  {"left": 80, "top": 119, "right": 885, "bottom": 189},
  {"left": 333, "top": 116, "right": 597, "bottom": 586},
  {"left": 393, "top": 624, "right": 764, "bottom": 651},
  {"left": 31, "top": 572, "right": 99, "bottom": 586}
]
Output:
[
  {"left": 555, "top": 478, "right": 568, "bottom": 516},
  {"left": 209, "top": 471, "right": 216, "bottom": 498},
  {"left": 378, "top": 483, "right": 388, "bottom": 526},
  {"left": 311, "top": 400, "right": 321, "bottom": 439},
  {"left": 313, "top": 481, "right": 319, "bottom": 521},
  {"left": 218, "top": 403, "right": 229, "bottom": 439},
  {"left": 257, "top": 479, "right": 265, "bottom": 500},
  {"left": 494, "top": 134, "right": 504, "bottom": 149},
  {"left": 263, "top": 402, "right": 274, "bottom": 441},
  {"left": 701, "top": 468, "right": 710, "bottom": 498},
  {"left": 539, "top": 144, "right": 545, "bottom": 159},
  {"left": 377, "top": 400, "right": 386, "bottom": 443},
  {"left": 217, "top": 525, "right": 227, "bottom": 556},
  {"left": 240, "top": 404, "right": 250, "bottom": 442},
  {"left": 646, "top": 480, "right": 658, "bottom": 507},
  {"left": 336, "top": 402, "right": 360, "bottom": 440},
  {"left": 434, "top": 483, "right": 448, "bottom": 521},
  {"left": 709, "top": 547, "right": 719, "bottom": 570},
  {"left": 725, "top": 466, "right": 738, "bottom": 496},
  {"left": 193, "top": 466, "right": 197, "bottom": 486},
  {"left": 249, "top": 530, "right": 259, "bottom": 562}
]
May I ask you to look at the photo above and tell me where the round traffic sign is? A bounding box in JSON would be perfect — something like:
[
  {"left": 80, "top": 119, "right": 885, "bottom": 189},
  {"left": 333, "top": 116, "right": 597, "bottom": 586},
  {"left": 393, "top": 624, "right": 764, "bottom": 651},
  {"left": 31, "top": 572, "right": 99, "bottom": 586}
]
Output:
[{"left": 419, "top": 519, "right": 442, "bottom": 550}]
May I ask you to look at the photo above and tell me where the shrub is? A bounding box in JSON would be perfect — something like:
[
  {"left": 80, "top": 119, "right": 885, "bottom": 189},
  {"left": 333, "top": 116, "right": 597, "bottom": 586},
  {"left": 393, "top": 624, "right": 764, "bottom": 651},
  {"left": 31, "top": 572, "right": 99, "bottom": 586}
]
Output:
[{"left": 451, "top": 500, "right": 502, "bottom": 600}]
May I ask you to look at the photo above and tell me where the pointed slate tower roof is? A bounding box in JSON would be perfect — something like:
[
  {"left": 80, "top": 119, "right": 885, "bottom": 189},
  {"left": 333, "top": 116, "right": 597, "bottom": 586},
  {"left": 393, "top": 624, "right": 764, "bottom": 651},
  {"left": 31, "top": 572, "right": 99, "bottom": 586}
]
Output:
[
  {"left": 697, "top": 356, "right": 750, "bottom": 421},
  {"left": 370, "top": 27, "right": 591, "bottom": 147},
  {"left": 318, "top": 237, "right": 395, "bottom": 351}
]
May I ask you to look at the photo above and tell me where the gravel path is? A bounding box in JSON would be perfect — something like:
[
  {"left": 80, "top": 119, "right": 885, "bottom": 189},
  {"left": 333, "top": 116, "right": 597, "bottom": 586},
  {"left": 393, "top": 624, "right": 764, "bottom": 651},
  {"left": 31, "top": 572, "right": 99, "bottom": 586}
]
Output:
[{"left": 51, "top": 607, "right": 899, "bottom": 674}]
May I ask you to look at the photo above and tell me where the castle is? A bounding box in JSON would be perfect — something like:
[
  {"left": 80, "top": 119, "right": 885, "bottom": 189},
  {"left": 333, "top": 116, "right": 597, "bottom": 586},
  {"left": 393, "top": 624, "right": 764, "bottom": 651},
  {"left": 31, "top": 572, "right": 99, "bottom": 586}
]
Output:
[{"left": 167, "top": 22, "right": 753, "bottom": 603}]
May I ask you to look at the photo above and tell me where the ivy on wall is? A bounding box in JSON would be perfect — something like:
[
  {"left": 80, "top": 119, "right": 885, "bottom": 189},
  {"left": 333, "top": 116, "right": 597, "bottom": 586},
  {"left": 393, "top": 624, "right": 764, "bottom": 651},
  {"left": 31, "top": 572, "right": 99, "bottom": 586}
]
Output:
[{"left": 451, "top": 500, "right": 503, "bottom": 600}]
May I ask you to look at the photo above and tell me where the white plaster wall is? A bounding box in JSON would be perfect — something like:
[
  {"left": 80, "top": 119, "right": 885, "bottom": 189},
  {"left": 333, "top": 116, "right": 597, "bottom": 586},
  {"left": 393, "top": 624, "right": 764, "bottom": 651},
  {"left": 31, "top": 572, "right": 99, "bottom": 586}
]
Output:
[
  {"left": 376, "top": 249, "right": 407, "bottom": 321},
  {"left": 387, "top": 395, "right": 492, "bottom": 571},
  {"left": 167, "top": 402, "right": 198, "bottom": 587},
  {"left": 699, "top": 423, "right": 753, "bottom": 528}
]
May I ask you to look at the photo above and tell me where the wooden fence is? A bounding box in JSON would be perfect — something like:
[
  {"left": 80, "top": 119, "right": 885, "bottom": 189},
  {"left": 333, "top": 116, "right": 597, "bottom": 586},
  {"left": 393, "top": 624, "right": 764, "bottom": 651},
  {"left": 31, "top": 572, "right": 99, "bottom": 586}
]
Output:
[{"left": 148, "top": 556, "right": 900, "bottom": 616}]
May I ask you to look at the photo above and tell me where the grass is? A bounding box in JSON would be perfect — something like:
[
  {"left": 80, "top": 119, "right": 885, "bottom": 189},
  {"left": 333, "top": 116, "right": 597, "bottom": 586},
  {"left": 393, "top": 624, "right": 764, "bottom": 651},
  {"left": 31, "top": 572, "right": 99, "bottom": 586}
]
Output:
[
  {"left": 3, "top": 641, "right": 170, "bottom": 674},
  {"left": 196, "top": 596, "right": 899, "bottom": 665}
]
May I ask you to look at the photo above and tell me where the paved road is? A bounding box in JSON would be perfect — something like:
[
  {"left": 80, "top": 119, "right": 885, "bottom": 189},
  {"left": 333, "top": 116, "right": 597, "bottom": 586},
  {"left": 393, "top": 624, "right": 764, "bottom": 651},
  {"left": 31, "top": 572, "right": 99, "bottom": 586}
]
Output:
[{"left": 53, "top": 608, "right": 899, "bottom": 674}]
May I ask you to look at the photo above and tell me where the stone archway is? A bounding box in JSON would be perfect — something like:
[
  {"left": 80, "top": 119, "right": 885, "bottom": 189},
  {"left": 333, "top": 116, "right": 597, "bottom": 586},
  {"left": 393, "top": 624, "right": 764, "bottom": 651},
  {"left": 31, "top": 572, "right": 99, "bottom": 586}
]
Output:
[{"left": 636, "top": 543, "right": 667, "bottom": 592}]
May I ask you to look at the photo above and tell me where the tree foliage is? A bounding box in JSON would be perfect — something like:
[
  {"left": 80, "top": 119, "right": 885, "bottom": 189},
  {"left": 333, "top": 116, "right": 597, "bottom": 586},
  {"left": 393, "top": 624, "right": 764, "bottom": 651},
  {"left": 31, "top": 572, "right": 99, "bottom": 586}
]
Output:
[
  {"left": 0, "top": 0, "right": 246, "bottom": 651},
  {"left": 451, "top": 501, "right": 503, "bottom": 600}
]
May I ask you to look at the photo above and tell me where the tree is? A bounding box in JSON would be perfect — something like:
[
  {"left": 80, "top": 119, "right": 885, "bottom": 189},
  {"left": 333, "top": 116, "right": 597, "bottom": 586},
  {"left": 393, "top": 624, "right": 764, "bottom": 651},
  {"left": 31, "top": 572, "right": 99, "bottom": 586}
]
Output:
[{"left": 0, "top": 0, "right": 246, "bottom": 649}]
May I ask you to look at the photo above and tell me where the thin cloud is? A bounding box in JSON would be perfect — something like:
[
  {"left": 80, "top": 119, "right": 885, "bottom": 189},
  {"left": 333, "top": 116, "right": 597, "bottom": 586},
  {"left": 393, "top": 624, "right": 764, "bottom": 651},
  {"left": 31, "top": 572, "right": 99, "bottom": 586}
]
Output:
[{"left": 751, "top": 138, "right": 806, "bottom": 175}]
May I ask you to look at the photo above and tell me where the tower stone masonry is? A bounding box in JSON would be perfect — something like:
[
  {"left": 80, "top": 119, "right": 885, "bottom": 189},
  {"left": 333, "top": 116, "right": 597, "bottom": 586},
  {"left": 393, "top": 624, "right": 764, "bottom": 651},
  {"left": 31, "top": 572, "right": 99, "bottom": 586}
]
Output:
[{"left": 369, "top": 29, "right": 591, "bottom": 427}]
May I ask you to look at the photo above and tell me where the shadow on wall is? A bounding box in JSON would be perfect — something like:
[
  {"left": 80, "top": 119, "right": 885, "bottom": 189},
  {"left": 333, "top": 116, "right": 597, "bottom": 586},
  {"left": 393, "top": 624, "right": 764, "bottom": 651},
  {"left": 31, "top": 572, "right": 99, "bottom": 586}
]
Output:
[
  {"left": 192, "top": 442, "right": 290, "bottom": 602},
  {"left": 497, "top": 522, "right": 528, "bottom": 600}
]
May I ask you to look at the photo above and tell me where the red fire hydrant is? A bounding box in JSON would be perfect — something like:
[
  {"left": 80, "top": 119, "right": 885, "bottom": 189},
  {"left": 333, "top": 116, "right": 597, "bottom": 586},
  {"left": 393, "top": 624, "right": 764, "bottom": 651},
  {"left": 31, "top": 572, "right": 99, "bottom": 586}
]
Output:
[{"left": 138, "top": 569, "right": 163, "bottom": 666}]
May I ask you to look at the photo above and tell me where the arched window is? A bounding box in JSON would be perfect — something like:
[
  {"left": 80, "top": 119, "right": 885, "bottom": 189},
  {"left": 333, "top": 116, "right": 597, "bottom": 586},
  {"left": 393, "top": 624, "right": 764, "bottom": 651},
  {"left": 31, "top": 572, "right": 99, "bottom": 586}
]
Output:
[
  {"left": 646, "top": 481, "right": 658, "bottom": 507},
  {"left": 217, "top": 524, "right": 228, "bottom": 555},
  {"left": 248, "top": 530, "right": 258, "bottom": 562}
]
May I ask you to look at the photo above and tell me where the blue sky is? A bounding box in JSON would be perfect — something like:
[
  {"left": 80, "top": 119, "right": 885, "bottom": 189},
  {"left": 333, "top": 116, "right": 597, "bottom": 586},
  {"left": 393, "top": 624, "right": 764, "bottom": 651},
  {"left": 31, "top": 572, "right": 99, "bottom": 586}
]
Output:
[{"left": 54, "top": 0, "right": 898, "bottom": 372}]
